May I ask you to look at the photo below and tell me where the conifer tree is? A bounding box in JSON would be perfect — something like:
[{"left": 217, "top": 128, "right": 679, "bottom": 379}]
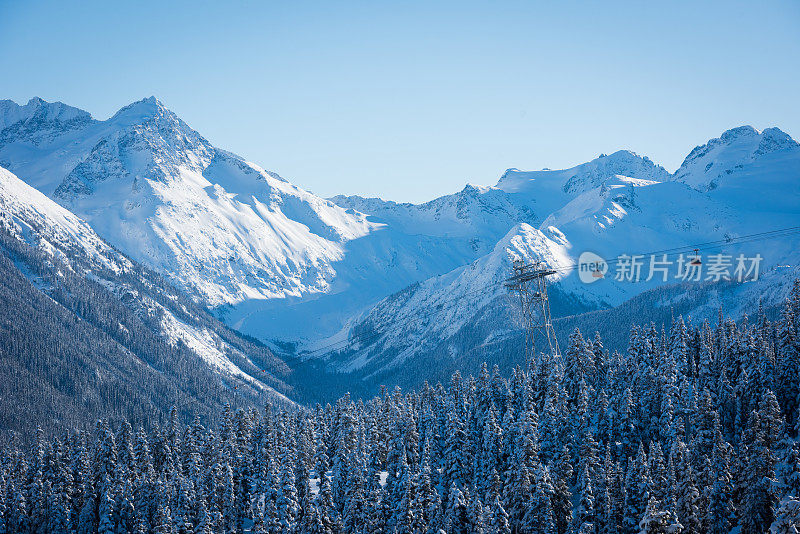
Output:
[
  {"left": 624, "top": 445, "right": 650, "bottom": 534},
  {"left": 638, "top": 497, "right": 683, "bottom": 534},
  {"left": 486, "top": 494, "right": 511, "bottom": 534}
]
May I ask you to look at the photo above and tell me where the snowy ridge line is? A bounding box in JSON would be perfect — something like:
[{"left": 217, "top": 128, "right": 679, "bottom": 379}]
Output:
[{"left": 300, "top": 225, "right": 800, "bottom": 358}]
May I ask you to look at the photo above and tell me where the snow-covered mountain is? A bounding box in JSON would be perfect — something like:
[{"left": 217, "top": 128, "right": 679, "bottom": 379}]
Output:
[
  {"left": 0, "top": 164, "right": 293, "bottom": 411},
  {"left": 0, "top": 97, "right": 527, "bottom": 343},
  {"left": 672, "top": 125, "right": 800, "bottom": 211},
  {"left": 0, "top": 97, "right": 381, "bottom": 309},
  {"left": 2, "top": 95, "right": 798, "bottom": 391},
  {"left": 317, "top": 129, "right": 800, "bottom": 376},
  {"left": 496, "top": 149, "right": 671, "bottom": 213}
]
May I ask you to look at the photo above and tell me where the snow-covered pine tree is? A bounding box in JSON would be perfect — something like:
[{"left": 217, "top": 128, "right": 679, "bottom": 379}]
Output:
[{"left": 638, "top": 496, "right": 683, "bottom": 534}]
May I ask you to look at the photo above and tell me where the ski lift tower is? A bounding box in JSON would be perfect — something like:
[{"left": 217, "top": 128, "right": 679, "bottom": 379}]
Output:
[{"left": 503, "top": 259, "right": 561, "bottom": 362}]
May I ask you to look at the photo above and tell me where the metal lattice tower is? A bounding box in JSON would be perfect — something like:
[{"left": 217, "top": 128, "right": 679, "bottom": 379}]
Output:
[{"left": 503, "top": 259, "right": 561, "bottom": 361}]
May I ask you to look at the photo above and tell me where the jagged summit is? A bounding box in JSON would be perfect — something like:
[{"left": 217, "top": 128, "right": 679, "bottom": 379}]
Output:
[
  {"left": 496, "top": 149, "right": 668, "bottom": 192},
  {"left": 0, "top": 97, "right": 92, "bottom": 133},
  {"left": 720, "top": 124, "right": 759, "bottom": 140},
  {"left": 491, "top": 149, "right": 670, "bottom": 223},
  {"left": 709, "top": 124, "right": 795, "bottom": 147},
  {"left": 124, "top": 95, "right": 162, "bottom": 109},
  {"left": 52, "top": 96, "right": 216, "bottom": 199},
  {"left": 678, "top": 125, "right": 797, "bottom": 168}
]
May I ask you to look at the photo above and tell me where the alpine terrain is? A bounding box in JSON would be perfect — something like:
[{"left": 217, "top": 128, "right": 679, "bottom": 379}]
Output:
[{"left": 1, "top": 97, "right": 799, "bottom": 399}]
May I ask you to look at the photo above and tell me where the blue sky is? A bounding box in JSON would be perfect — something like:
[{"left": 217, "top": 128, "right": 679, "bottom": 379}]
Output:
[{"left": 1, "top": 0, "right": 799, "bottom": 202}]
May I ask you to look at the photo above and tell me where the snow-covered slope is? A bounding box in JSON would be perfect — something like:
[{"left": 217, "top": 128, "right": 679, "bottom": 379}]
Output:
[
  {"left": 0, "top": 165, "right": 126, "bottom": 272},
  {"left": 0, "top": 164, "right": 293, "bottom": 401}
]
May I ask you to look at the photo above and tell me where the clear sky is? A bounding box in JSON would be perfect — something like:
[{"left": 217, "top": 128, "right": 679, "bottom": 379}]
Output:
[{"left": 1, "top": 0, "right": 799, "bottom": 203}]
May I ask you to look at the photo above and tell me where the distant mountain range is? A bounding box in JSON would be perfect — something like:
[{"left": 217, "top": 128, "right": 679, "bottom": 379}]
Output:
[
  {"left": 1, "top": 96, "right": 798, "bottom": 407},
  {"left": 326, "top": 127, "right": 800, "bottom": 381}
]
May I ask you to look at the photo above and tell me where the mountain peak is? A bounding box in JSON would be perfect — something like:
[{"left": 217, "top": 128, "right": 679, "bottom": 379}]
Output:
[
  {"left": 674, "top": 125, "right": 799, "bottom": 193},
  {"left": 109, "top": 96, "right": 171, "bottom": 124},
  {"left": 604, "top": 148, "right": 638, "bottom": 159},
  {"left": 24, "top": 97, "right": 91, "bottom": 120},
  {"left": 131, "top": 95, "right": 164, "bottom": 109},
  {"left": 759, "top": 127, "right": 797, "bottom": 149},
  {"left": 496, "top": 149, "right": 668, "bottom": 198},
  {"left": 706, "top": 125, "right": 795, "bottom": 148},
  {"left": 719, "top": 125, "right": 759, "bottom": 142},
  {"left": 680, "top": 125, "right": 798, "bottom": 168},
  {"left": 591, "top": 150, "right": 662, "bottom": 171},
  {"left": 53, "top": 95, "right": 220, "bottom": 199}
]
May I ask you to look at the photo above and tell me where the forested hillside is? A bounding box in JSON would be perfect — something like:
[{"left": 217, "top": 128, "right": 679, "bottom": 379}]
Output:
[
  {"left": 1, "top": 283, "right": 798, "bottom": 533},
  {"left": 0, "top": 220, "right": 293, "bottom": 445}
]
